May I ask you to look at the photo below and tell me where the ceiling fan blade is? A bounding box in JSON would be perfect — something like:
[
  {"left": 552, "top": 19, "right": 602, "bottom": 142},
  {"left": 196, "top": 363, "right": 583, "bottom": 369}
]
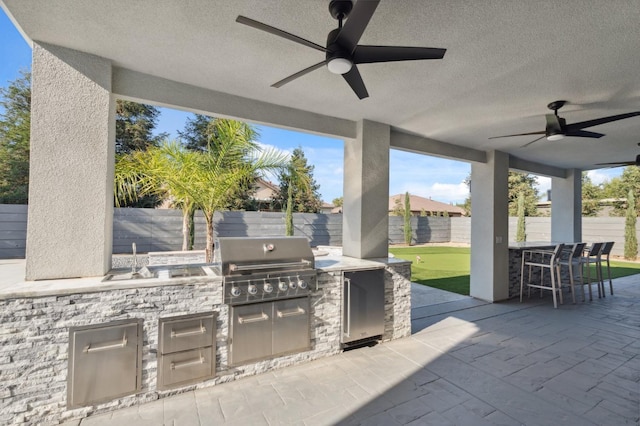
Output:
[
  {"left": 567, "top": 111, "right": 640, "bottom": 131},
  {"left": 545, "top": 114, "right": 563, "bottom": 135},
  {"left": 488, "top": 131, "right": 545, "bottom": 140},
  {"left": 595, "top": 161, "right": 634, "bottom": 166},
  {"left": 236, "top": 16, "right": 327, "bottom": 53},
  {"left": 271, "top": 61, "right": 327, "bottom": 88},
  {"left": 521, "top": 135, "right": 547, "bottom": 148},
  {"left": 335, "top": 0, "right": 380, "bottom": 53},
  {"left": 564, "top": 129, "right": 605, "bottom": 138},
  {"left": 353, "top": 45, "right": 446, "bottom": 64},
  {"left": 342, "top": 65, "right": 369, "bottom": 99}
]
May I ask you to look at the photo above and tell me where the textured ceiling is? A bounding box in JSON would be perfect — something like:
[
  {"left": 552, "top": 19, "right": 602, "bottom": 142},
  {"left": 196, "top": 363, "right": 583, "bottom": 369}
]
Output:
[{"left": 4, "top": 0, "right": 640, "bottom": 171}]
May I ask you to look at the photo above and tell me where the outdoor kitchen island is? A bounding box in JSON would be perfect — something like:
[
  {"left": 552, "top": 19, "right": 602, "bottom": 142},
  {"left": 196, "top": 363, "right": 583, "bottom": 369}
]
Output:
[{"left": 0, "top": 242, "right": 411, "bottom": 425}]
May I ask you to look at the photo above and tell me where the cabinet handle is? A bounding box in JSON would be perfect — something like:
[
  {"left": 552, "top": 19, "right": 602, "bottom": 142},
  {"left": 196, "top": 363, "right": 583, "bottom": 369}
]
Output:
[
  {"left": 238, "top": 312, "right": 269, "bottom": 324},
  {"left": 171, "top": 321, "right": 206, "bottom": 338},
  {"left": 277, "top": 307, "right": 305, "bottom": 318},
  {"left": 84, "top": 334, "right": 128, "bottom": 353},
  {"left": 345, "top": 277, "right": 351, "bottom": 338},
  {"left": 171, "top": 354, "right": 205, "bottom": 370}
]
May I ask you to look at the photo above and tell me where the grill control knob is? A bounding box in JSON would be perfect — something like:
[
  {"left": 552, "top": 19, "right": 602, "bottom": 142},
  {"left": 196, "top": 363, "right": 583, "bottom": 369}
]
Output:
[
  {"left": 298, "top": 279, "right": 308, "bottom": 290},
  {"left": 263, "top": 282, "right": 274, "bottom": 293},
  {"left": 278, "top": 281, "right": 288, "bottom": 292},
  {"left": 247, "top": 284, "right": 258, "bottom": 295},
  {"left": 289, "top": 279, "right": 297, "bottom": 290},
  {"left": 230, "top": 286, "right": 242, "bottom": 297}
]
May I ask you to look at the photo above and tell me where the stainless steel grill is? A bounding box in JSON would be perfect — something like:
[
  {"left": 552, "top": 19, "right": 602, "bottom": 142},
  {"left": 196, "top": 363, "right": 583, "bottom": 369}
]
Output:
[{"left": 215, "top": 237, "right": 316, "bottom": 366}]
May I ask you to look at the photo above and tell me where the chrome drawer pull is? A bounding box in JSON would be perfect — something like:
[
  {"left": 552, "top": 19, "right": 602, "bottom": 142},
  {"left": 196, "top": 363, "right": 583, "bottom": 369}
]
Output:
[
  {"left": 171, "top": 321, "right": 206, "bottom": 338},
  {"left": 277, "top": 307, "right": 305, "bottom": 318},
  {"left": 238, "top": 312, "right": 269, "bottom": 324},
  {"left": 170, "top": 355, "right": 205, "bottom": 370},
  {"left": 84, "top": 334, "right": 127, "bottom": 353}
]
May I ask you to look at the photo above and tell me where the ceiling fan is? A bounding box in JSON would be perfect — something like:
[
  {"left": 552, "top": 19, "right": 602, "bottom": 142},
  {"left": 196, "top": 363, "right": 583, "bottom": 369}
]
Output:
[
  {"left": 596, "top": 154, "right": 640, "bottom": 167},
  {"left": 236, "top": 0, "right": 446, "bottom": 99},
  {"left": 489, "top": 100, "right": 640, "bottom": 148}
]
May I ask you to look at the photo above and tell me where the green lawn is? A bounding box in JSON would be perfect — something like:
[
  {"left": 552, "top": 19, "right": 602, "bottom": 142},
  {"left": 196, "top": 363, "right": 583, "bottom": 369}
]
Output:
[{"left": 389, "top": 246, "right": 640, "bottom": 296}]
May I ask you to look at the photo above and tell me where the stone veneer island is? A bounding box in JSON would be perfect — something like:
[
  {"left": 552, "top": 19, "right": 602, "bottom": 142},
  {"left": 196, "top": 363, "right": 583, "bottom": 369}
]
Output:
[{"left": 0, "top": 251, "right": 411, "bottom": 424}]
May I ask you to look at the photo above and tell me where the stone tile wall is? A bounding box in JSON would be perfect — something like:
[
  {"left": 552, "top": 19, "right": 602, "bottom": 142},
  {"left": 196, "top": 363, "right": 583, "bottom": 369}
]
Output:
[{"left": 0, "top": 263, "right": 411, "bottom": 424}]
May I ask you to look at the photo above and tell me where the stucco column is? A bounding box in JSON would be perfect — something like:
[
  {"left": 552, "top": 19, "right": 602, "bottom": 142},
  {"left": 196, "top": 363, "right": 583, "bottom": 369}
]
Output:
[
  {"left": 551, "top": 169, "right": 582, "bottom": 243},
  {"left": 470, "top": 151, "right": 509, "bottom": 301},
  {"left": 342, "top": 120, "right": 390, "bottom": 258},
  {"left": 26, "top": 43, "right": 114, "bottom": 280}
]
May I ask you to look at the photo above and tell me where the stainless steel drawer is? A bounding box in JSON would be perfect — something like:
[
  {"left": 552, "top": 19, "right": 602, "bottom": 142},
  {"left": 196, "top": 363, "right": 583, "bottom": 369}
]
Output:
[
  {"left": 68, "top": 319, "right": 143, "bottom": 408},
  {"left": 157, "top": 346, "right": 215, "bottom": 390},
  {"left": 159, "top": 312, "right": 215, "bottom": 354}
]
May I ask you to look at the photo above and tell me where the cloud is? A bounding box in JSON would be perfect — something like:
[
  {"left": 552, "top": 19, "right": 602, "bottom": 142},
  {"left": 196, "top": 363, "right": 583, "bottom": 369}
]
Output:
[
  {"left": 587, "top": 169, "right": 614, "bottom": 185},
  {"left": 396, "top": 182, "right": 469, "bottom": 204}
]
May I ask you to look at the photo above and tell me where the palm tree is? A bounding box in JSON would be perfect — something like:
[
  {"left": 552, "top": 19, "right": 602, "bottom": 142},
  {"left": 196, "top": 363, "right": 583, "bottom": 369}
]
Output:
[
  {"left": 115, "top": 141, "right": 200, "bottom": 251},
  {"left": 115, "top": 120, "right": 287, "bottom": 262}
]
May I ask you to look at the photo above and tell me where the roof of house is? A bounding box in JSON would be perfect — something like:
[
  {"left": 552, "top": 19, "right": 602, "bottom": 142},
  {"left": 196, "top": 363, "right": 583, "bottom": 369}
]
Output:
[{"left": 389, "top": 194, "right": 465, "bottom": 215}]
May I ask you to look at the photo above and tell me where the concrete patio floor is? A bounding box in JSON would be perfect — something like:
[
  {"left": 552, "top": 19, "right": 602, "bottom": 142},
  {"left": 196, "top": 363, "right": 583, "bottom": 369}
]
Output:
[{"left": 64, "top": 277, "right": 639, "bottom": 426}]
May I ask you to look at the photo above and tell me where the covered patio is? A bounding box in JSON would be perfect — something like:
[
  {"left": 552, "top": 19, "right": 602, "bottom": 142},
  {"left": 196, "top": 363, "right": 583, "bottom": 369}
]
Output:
[
  {"left": 67, "top": 276, "right": 639, "bottom": 425},
  {"left": 2, "top": 0, "right": 639, "bottom": 298},
  {"left": 1, "top": 0, "right": 639, "bottom": 424}
]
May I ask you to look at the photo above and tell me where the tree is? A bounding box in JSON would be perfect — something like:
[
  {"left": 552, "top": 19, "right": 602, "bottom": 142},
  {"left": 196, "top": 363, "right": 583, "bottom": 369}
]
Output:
[
  {"left": 391, "top": 197, "right": 404, "bottom": 216},
  {"left": 582, "top": 172, "right": 603, "bottom": 217},
  {"left": 332, "top": 197, "right": 343, "bottom": 207},
  {"left": 624, "top": 189, "right": 637, "bottom": 260},
  {"left": 116, "top": 120, "right": 287, "bottom": 261},
  {"left": 403, "top": 192, "right": 412, "bottom": 245},
  {"left": 0, "top": 70, "right": 30, "bottom": 204},
  {"left": 274, "top": 147, "right": 322, "bottom": 213},
  {"left": 283, "top": 152, "right": 316, "bottom": 236},
  {"left": 115, "top": 141, "right": 199, "bottom": 250},
  {"left": 516, "top": 192, "right": 526, "bottom": 242},
  {"left": 602, "top": 166, "right": 640, "bottom": 216},
  {"left": 179, "top": 115, "right": 261, "bottom": 211},
  {"left": 508, "top": 172, "right": 539, "bottom": 216},
  {"left": 115, "top": 100, "right": 167, "bottom": 154},
  {"left": 462, "top": 171, "right": 539, "bottom": 217}
]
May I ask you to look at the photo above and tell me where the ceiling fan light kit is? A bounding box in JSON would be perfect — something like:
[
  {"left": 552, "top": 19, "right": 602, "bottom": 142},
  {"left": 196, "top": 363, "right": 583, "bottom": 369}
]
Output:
[
  {"left": 489, "top": 99, "right": 640, "bottom": 148},
  {"left": 236, "top": 0, "right": 446, "bottom": 99}
]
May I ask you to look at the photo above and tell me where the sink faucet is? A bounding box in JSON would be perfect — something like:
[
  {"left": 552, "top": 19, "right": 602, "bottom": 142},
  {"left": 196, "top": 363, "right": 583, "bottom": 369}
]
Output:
[{"left": 132, "top": 242, "right": 138, "bottom": 274}]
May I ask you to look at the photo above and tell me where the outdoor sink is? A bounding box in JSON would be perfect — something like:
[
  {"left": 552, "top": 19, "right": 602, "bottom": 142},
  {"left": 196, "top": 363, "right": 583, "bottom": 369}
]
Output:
[{"left": 103, "top": 265, "right": 207, "bottom": 281}]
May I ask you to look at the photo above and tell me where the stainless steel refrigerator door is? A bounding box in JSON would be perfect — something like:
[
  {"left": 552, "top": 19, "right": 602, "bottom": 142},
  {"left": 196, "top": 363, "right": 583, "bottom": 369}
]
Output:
[
  {"left": 342, "top": 269, "right": 385, "bottom": 344},
  {"left": 229, "top": 302, "right": 273, "bottom": 365},
  {"left": 272, "top": 297, "right": 310, "bottom": 356}
]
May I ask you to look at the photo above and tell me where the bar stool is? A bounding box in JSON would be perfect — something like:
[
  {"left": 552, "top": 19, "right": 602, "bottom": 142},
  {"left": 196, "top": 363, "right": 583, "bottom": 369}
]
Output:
[
  {"left": 599, "top": 241, "right": 615, "bottom": 296},
  {"left": 558, "top": 242, "right": 586, "bottom": 304},
  {"left": 520, "top": 243, "right": 565, "bottom": 308},
  {"left": 581, "top": 242, "right": 603, "bottom": 301}
]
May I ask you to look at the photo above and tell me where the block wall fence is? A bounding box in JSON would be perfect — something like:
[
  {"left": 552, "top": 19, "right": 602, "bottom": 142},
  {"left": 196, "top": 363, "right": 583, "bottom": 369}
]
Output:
[{"left": 1, "top": 205, "right": 637, "bottom": 258}]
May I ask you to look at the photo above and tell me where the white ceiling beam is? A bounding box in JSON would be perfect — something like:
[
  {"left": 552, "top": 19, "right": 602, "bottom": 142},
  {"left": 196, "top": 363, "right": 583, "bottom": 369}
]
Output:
[
  {"left": 390, "top": 128, "right": 487, "bottom": 163},
  {"left": 112, "top": 67, "right": 357, "bottom": 139}
]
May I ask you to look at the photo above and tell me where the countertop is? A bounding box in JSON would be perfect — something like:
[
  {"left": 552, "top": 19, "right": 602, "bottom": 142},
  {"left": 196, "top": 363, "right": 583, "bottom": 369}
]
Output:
[{"left": 0, "top": 255, "right": 410, "bottom": 300}]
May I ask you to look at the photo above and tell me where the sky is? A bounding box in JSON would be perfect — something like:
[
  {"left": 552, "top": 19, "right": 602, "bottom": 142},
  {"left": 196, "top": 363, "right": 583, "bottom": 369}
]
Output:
[{"left": 0, "top": 7, "right": 622, "bottom": 205}]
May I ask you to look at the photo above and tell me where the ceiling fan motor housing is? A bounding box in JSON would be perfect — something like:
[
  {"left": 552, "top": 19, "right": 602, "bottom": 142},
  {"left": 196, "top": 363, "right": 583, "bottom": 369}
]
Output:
[{"left": 326, "top": 28, "right": 352, "bottom": 74}]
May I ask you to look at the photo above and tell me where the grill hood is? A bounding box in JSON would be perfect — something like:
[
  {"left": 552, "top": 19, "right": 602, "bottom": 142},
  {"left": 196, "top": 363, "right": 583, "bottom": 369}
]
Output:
[{"left": 214, "top": 237, "right": 315, "bottom": 276}]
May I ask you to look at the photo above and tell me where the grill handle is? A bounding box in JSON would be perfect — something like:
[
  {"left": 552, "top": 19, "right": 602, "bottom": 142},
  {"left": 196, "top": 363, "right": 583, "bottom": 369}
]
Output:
[
  {"left": 84, "top": 334, "right": 128, "bottom": 353},
  {"left": 171, "top": 354, "right": 205, "bottom": 370},
  {"left": 238, "top": 312, "right": 269, "bottom": 324},
  {"left": 229, "top": 260, "right": 311, "bottom": 272},
  {"left": 171, "top": 321, "right": 206, "bottom": 338},
  {"left": 344, "top": 277, "right": 351, "bottom": 338},
  {"left": 277, "top": 307, "right": 306, "bottom": 318}
]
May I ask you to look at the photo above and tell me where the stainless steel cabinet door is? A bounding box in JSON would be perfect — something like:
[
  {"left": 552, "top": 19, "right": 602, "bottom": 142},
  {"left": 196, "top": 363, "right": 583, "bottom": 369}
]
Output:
[
  {"left": 68, "top": 319, "right": 142, "bottom": 408},
  {"left": 273, "top": 297, "right": 310, "bottom": 356},
  {"left": 342, "top": 269, "right": 385, "bottom": 344},
  {"left": 230, "top": 303, "right": 272, "bottom": 365}
]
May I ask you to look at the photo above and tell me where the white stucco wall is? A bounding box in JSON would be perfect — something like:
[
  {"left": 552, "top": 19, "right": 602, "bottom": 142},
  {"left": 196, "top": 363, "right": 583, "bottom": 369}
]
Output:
[
  {"left": 26, "top": 43, "right": 114, "bottom": 280},
  {"left": 343, "top": 120, "right": 390, "bottom": 259},
  {"left": 470, "top": 150, "right": 510, "bottom": 301}
]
